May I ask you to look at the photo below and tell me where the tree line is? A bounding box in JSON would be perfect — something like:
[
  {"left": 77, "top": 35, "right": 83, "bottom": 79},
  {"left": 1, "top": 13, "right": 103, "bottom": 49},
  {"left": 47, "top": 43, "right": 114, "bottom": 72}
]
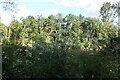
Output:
[{"left": 1, "top": 2, "right": 118, "bottom": 51}]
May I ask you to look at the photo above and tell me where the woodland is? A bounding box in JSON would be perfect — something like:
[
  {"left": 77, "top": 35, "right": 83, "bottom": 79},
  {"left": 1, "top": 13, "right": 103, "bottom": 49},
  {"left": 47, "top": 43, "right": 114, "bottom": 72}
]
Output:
[{"left": 1, "top": 1, "right": 120, "bottom": 79}]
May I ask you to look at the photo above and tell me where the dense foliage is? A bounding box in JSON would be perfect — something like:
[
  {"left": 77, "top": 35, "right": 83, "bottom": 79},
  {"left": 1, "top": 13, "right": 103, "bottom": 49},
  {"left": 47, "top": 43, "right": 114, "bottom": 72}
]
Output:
[{"left": 1, "top": 1, "right": 120, "bottom": 79}]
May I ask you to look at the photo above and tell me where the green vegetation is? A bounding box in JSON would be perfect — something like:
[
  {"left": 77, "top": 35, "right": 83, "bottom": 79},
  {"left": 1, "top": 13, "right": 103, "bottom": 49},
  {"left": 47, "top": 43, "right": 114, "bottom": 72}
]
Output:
[{"left": 1, "top": 1, "right": 120, "bottom": 79}]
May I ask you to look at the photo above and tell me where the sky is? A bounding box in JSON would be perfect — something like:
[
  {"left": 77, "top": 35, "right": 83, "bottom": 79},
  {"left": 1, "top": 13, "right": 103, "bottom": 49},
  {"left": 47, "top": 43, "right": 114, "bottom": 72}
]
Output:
[{"left": 0, "top": 0, "right": 119, "bottom": 25}]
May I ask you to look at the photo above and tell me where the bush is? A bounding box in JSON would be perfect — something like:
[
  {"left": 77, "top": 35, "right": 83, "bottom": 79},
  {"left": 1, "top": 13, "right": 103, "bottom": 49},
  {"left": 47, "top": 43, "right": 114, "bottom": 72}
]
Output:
[{"left": 2, "top": 43, "right": 120, "bottom": 79}]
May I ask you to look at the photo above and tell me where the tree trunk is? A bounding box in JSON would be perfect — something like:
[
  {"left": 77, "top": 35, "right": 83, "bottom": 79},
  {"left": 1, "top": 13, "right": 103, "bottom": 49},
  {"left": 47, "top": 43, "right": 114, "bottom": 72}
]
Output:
[{"left": 118, "top": 1, "right": 120, "bottom": 37}]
